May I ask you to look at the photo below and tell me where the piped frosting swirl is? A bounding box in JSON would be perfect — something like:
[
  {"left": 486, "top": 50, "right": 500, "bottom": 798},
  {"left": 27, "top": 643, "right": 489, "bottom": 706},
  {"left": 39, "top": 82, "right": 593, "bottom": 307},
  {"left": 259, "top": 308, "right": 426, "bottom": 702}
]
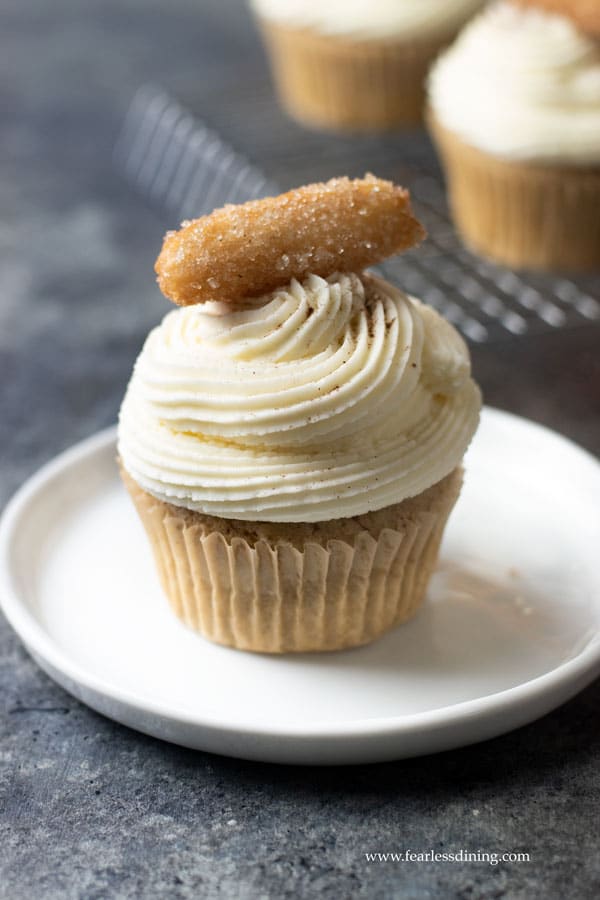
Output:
[
  {"left": 118, "top": 272, "right": 481, "bottom": 522},
  {"left": 428, "top": 1, "right": 600, "bottom": 165},
  {"left": 251, "top": 0, "right": 483, "bottom": 41}
]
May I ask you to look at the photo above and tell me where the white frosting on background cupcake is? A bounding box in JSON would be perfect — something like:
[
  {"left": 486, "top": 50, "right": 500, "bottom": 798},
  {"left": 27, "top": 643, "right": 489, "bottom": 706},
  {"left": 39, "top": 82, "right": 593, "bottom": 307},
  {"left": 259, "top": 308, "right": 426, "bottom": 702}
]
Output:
[
  {"left": 251, "top": 0, "right": 483, "bottom": 40},
  {"left": 119, "top": 273, "right": 481, "bottom": 523},
  {"left": 428, "top": 1, "right": 600, "bottom": 164}
]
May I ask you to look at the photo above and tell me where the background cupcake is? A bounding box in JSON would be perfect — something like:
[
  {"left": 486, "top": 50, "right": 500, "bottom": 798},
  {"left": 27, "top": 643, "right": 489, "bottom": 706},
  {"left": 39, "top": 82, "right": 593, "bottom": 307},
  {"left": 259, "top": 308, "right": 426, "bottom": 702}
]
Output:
[
  {"left": 251, "top": 0, "right": 483, "bottom": 130},
  {"left": 428, "top": 0, "right": 600, "bottom": 271}
]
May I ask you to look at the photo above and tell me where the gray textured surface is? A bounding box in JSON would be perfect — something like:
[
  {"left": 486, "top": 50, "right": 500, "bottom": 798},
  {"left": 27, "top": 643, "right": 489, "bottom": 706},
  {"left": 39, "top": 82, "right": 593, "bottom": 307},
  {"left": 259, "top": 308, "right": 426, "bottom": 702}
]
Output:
[{"left": 1, "top": 1, "right": 600, "bottom": 898}]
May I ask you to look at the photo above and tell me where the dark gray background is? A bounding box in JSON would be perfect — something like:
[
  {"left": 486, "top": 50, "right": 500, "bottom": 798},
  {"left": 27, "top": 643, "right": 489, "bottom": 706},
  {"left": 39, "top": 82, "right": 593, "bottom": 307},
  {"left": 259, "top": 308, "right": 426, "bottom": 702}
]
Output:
[{"left": 1, "top": 1, "right": 599, "bottom": 897}]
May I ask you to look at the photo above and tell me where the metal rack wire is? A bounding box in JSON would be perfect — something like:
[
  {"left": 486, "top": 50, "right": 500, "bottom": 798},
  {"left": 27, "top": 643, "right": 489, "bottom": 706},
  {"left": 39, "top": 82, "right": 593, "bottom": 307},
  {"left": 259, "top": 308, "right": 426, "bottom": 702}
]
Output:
[{"left": 115, "top": 84, "right": 600, "bottom": 344}]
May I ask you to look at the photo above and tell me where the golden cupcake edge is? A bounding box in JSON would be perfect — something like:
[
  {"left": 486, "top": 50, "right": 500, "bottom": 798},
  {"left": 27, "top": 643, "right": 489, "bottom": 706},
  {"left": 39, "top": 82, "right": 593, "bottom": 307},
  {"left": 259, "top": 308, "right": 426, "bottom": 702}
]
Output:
[
  {"left": 258, "top": 20, "right": 452, "bottom": 130},
  {"left": 121, "top": 464, "right": 463, "bottom": 653},
  {"left": 428, "top": 111, "right": 600, "bottom": 271}
]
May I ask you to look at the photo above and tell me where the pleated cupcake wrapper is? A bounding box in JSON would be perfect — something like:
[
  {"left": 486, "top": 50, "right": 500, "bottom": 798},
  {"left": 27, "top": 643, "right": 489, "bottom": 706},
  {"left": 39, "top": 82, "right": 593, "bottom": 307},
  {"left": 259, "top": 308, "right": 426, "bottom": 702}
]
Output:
[
  {"left": 259, "top": 20, "right": 450, "bottom": 130},
  {"left": 429, "top": 113, "right": 600, "bottom": 271},
  {"left": 123, "top": 468, "right": 462, "bottom": 653}
]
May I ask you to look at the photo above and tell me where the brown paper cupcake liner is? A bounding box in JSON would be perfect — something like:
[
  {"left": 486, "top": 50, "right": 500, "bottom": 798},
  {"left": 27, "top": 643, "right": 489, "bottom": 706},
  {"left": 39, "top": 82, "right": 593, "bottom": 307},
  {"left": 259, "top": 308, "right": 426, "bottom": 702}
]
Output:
[
  {"left": 258, "top": 21, "right": 451, "bottom": 130},
  {"left": 121, "top": 465, "right": 463, "bottom": 653},
  {"left": 429, "top": 113, "right": 600, "bottom": 271}
]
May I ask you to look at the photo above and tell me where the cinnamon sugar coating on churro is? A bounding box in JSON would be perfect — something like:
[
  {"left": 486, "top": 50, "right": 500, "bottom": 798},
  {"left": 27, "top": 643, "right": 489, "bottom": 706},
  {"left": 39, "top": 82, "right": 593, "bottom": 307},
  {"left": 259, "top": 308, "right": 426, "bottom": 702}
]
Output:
[
  {"left": 155, "top": 175, "right": 425, "bottom": 305},
  {"left": 511, "top": 0, "right": 600, "bottom": 35}
]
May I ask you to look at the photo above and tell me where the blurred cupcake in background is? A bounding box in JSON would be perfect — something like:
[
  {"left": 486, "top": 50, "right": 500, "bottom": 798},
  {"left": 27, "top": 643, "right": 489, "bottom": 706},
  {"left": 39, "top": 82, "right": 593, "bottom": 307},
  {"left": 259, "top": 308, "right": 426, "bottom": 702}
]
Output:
[
  {"left": 428, "top": 0, "right": 600, "bottom": 271},
  {"left": 251, "top": 0, "right": 483, "bottom": 130}
]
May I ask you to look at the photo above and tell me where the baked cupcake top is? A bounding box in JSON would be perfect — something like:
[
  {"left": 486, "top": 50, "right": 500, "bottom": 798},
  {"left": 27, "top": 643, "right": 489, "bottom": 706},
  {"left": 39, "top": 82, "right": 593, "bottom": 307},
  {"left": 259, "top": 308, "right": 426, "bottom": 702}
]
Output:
[
  {"left": 119, "top": 177, "right": 481, "bottom": 523},
  {"left": 251, "top": 0, "right": 483, "bottom": 41},
  {"left": 428, "top": 0, "right": 600, "bottom": 165}
]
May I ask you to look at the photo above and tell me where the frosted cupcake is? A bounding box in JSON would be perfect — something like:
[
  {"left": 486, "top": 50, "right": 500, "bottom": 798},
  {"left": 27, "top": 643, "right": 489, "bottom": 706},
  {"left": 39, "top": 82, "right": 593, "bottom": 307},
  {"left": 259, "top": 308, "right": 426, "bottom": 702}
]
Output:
[
  {"left": 428, "top": 0, "right": 600, "bottom": 270},
  {"left": 118, "top": 177, "right": 481, "bottom": 653},
  {"left": 251, "top": 0, "right": 483, "bottom": 129}
]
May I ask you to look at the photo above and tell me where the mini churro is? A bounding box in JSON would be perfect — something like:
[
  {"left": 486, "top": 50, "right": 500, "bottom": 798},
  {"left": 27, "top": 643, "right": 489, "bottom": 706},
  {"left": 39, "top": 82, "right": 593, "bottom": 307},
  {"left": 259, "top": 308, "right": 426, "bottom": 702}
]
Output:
[
  {"left": 155, "top": 175, "right": 425, "bottom": 306},
  {"left": 511, "top": 0, "right": 600, "bottom": 35}
]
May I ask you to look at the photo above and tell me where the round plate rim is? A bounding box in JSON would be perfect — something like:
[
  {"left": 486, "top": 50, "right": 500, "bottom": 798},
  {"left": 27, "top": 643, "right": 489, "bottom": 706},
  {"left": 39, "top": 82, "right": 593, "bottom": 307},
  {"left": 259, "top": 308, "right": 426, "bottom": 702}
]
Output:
[{"left": 1, "top": 407, "right": 600, "bottom": 751}]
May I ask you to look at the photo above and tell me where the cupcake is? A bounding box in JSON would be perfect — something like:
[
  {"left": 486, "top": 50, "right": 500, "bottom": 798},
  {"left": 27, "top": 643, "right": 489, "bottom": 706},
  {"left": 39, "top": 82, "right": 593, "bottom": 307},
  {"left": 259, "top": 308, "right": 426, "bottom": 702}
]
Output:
[
  {"left": 428, "top": 0, "right": 600, "bottom": 271},
  {"left": 251, "top": 0, "right": 484, "bottom": 130},
  {"left": 118, "top": 176, "right": 481, "bottom": 653}
]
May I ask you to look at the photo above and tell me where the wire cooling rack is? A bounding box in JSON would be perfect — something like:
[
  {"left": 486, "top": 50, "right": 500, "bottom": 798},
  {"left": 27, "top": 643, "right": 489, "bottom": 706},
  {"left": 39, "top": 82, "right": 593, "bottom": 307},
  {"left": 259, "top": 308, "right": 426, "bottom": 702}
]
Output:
[{"left": 115, "top": 84, "right": 600, "bottom": 344}]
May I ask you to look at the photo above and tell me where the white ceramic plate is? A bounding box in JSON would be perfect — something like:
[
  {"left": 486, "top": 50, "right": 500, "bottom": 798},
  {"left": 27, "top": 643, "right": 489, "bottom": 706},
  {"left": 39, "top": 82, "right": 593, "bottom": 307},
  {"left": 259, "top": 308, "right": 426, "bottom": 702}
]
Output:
[{"left": 1, "top": 407, "right": 600, "bottom": 765}]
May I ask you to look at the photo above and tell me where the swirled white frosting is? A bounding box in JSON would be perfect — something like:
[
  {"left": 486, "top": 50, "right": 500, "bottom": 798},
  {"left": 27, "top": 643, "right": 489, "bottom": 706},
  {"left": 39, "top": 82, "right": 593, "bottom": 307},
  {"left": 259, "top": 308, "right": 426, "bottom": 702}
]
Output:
[
  {"left": 428, "top": 1, "right": 600, "bottom": 164},
  {"left": 118, "top": 273, "right": 481, "bottom": 522},
  {"left": 251, "top": 0, "right": 483, "bottom": 41}
]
